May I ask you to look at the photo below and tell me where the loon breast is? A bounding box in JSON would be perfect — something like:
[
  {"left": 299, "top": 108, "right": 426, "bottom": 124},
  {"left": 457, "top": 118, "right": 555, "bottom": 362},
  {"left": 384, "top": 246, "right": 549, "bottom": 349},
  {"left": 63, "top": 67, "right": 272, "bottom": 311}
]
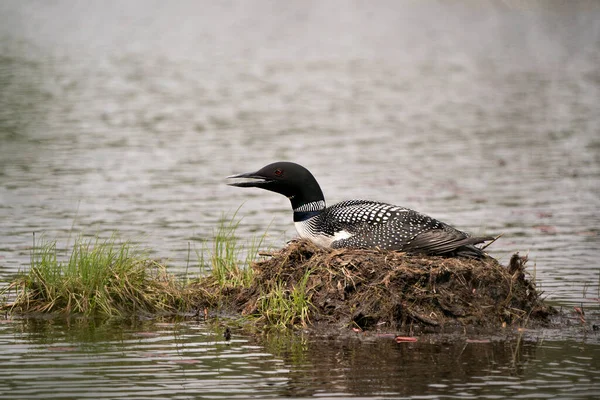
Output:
[{"left": 294, "top": 220, "right": 353, "bottom": 247}]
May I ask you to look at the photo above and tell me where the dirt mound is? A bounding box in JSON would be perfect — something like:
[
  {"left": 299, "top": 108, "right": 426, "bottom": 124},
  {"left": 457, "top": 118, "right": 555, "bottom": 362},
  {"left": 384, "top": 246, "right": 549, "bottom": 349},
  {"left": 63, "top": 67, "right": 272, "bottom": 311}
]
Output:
[{"left": 223, "top": 240, "right": 554, "bottom": 331}]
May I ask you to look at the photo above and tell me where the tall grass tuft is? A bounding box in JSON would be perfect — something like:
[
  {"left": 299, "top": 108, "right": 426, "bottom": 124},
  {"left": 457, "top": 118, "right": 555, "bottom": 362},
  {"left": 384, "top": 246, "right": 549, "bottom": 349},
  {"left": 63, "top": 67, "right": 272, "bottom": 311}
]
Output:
[
  {"left": 3, "top": 234, "right": 192, "bottom": 317},
  {"left": 204, "top": 210, "right": 269, "bottom": 288},
  {"left": 257, "top": 268, "right": 314, "bottom": 329},
  {"left": 0, "top": 212, "right": 326, "bottom": 330}
]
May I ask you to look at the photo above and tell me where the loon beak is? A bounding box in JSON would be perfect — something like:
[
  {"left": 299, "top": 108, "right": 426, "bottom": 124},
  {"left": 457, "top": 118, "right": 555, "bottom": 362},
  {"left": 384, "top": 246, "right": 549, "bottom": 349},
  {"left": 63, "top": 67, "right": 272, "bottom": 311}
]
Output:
[{"left": 226, "top": 171, "right": 273, "bottom": 188}]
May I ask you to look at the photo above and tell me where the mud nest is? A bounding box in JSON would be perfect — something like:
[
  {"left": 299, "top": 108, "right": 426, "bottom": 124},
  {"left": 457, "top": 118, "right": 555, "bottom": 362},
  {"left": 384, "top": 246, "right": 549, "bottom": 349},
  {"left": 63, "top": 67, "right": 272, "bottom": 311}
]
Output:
[{"left": 208, "top": 240, "right": 554, "bottom": 331}]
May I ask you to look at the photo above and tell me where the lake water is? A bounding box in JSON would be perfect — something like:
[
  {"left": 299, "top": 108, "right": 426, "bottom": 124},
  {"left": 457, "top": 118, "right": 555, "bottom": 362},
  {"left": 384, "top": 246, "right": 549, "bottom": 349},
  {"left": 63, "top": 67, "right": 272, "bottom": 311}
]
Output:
[{"left": 1, "top": 1, "right": 599, "bottom": 398}]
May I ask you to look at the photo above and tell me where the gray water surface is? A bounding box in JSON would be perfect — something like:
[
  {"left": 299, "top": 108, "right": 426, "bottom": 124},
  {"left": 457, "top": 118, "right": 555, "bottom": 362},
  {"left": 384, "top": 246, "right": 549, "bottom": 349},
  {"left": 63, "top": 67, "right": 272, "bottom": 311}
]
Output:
[
  {"left": 0, "top": 318, "right": 599, "bottom": 400},
  {"left": 1, "top": 1, "right": 599, "bottom": 398}
]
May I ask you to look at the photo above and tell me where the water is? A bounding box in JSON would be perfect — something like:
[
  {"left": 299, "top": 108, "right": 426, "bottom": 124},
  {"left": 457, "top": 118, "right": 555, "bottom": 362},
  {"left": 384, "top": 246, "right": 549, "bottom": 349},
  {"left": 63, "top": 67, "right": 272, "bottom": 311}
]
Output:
[
  {"left": 0, "top": 318, "right": 598, "bottom": 400},
  {"left": 0, "top": 0, "right": 599, "bottom": 398}
]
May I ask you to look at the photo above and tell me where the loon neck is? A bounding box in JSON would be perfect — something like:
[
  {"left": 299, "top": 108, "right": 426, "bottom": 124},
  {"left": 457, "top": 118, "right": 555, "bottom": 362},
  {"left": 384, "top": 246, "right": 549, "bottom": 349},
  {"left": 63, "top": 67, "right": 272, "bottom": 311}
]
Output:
[
  {"left": 293, "top": 200, "right": 326, "bottom": 222},
  {"left": 283, "top": 171, "right": 326, "bottom": 221}
]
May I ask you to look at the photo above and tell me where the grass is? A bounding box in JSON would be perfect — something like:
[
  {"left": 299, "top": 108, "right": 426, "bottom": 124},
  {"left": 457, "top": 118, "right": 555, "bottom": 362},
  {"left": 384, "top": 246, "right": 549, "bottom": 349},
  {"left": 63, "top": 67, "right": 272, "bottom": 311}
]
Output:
[
  {"left": 193, "top": 212, "right": 316, "bottom": 329},
  {"left": 257, "top": 267, "right": 314, "bottom": 329},
  {"left": 202, "top": 210, "right": 269, "bottom": 288},
  {"left": 0, "top": 213, "right": 277, "bottom": 323},
  {"left": 2, "top": 234, "right": 191, "bottom": 317},
  {"left": 0, "top": 214, "right": 552, "bottom": 332}
]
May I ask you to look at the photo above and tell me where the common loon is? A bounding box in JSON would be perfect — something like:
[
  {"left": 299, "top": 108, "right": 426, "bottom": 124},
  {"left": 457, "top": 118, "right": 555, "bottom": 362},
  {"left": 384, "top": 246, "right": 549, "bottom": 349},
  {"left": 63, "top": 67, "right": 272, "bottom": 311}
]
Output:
[{"left": 227, "top": 161, "right": 493, "bottom": 258}]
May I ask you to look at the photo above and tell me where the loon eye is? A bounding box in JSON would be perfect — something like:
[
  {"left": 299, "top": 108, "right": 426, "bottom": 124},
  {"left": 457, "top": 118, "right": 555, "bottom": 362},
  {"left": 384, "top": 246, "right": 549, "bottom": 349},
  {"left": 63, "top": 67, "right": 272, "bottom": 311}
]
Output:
[{"left": 274, "top": 168, "right": 283, "bottom": 176}]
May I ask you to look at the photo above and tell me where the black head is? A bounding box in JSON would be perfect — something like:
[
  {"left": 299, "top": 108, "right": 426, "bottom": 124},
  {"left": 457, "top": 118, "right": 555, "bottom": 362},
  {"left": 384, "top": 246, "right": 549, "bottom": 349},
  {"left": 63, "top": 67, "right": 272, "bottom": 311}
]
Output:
[{"left": 227, "top": 161, "right": 325, "bottom": 208}]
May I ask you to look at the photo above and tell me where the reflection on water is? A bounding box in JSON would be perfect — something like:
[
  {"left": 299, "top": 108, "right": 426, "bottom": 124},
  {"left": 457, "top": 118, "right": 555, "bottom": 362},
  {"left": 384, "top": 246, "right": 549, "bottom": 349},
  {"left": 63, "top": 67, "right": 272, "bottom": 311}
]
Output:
[
  {"left": 0, "top": 318, "right": 598, "bottom": 399},
  {"left": 262, "top": 331, "right": 600, "bottom": 399},
  {"left": 0, "top": 318, "right": 289, "bottom": 399},
  {"left": 0, "top": 1, "right": 599, "bottom": 398}
]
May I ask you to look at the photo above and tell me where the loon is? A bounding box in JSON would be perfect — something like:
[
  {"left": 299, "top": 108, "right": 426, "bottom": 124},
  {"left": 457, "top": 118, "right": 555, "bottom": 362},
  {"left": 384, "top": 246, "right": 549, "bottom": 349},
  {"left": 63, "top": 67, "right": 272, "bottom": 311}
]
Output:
[{"left": 227, "top": 161, "right": 493, "bottom": 258}]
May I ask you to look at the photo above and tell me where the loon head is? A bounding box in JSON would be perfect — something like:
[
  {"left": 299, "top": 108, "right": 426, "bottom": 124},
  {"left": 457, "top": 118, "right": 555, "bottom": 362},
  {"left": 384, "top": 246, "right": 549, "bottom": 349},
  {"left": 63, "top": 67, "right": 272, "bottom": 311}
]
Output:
[{"left": 227, "top": 161, "right": 325, "bottom": 209}]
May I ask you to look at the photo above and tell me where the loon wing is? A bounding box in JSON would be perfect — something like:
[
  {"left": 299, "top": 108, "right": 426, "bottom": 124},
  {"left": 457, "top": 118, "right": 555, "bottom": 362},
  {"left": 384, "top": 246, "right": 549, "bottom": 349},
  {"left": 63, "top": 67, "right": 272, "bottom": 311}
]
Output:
[
  {"left": 322, "top": 200, "right": 492, "bottom": 257},
  {"left": 403, "top": 229, "right": 491, "bottom": 256}
]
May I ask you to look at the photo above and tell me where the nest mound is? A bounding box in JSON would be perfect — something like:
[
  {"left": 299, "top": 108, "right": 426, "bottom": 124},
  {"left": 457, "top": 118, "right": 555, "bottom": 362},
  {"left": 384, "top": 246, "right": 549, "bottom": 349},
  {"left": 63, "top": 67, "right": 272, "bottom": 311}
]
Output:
[{"left": 228, "top": 240, "right": 554, "bottom": 331}]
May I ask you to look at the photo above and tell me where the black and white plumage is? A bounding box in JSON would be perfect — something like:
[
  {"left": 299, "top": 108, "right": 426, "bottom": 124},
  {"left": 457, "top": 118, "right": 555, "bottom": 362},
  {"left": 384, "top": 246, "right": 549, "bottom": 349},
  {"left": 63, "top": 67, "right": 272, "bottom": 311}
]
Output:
[{"left": 227, "top": 161, "right": 493, "bottom": 258}]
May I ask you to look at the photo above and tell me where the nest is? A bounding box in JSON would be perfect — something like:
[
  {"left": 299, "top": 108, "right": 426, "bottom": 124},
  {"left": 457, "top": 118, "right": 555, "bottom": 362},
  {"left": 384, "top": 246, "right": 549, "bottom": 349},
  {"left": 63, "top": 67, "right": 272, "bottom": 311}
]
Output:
[{"left": 226, "top": 240, "right": 554, "bottom": 331}]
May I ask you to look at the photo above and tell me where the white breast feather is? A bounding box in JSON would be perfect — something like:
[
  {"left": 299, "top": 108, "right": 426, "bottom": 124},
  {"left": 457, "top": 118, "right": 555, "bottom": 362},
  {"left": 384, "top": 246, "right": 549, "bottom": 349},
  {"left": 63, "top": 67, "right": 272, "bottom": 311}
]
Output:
[{"left": 294, "top": 222, "right": 351, "bottom": 248}]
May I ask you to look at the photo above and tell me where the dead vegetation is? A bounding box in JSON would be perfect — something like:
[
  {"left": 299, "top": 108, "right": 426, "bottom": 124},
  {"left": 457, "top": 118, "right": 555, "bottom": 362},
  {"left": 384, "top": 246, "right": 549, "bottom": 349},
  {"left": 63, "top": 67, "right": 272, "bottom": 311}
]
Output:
[
  {"left": 2, "top": 234, "right": 554, "bottom": 332},
  {"left": 197, "top": 239, "right": 555, "bottom": 331}
]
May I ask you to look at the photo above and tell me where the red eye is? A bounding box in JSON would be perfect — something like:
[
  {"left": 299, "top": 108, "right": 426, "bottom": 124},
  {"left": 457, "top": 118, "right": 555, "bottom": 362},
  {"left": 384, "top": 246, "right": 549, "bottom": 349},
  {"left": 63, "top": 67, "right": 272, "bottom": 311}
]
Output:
[{"left": 274, "top": 168, "right": 283, "bottom": 176}]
